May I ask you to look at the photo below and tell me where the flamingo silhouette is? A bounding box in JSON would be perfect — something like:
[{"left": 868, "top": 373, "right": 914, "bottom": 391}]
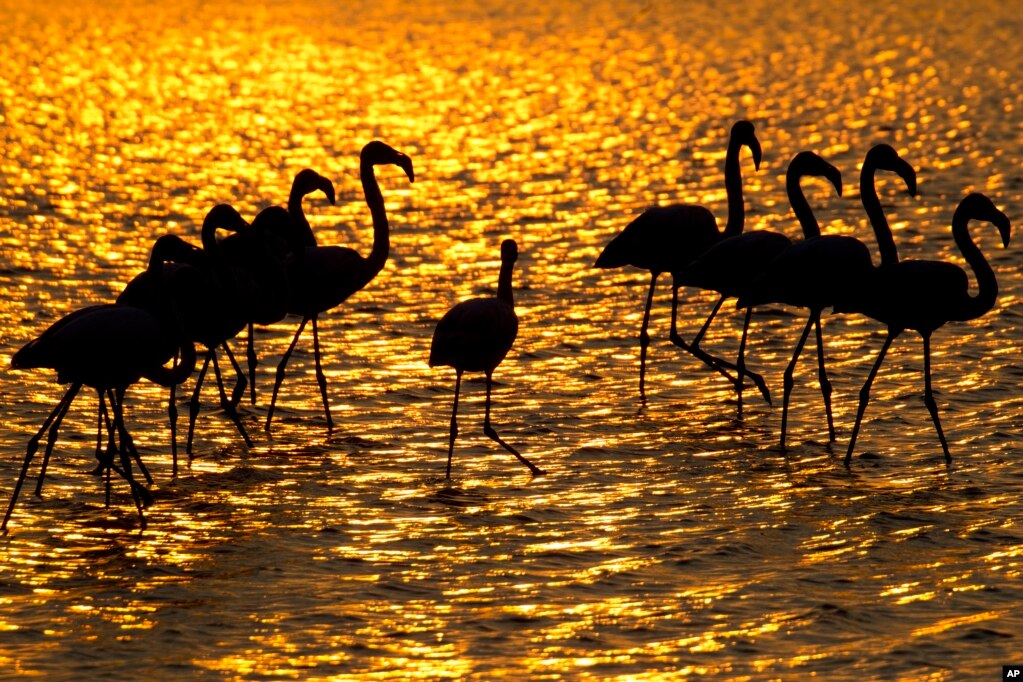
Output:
[
  {"left": 839, "top": 193, "right": 1011, "bottom": 465},
  {"left": 242, "top": 169, "right": 336, "bottom": 404},
  {"left": 429, "top": 239, "right": 543, "bottom": 478},
  {"left": 3, "top": 235, "right": 198, "bottom": 532},
  {"left": 680, "top": 151, "right": 843, "bottom": 415},
  {"left": 265, "top": 141, "right": 414, "bottom": 433},
  {"left": 594, "top": 120, "right": 763, "bottom": 401},
  {"left": 738, "top": 144, "right": 917, "bottom": 450},
  {"left": 120, "top": 204, "right": 266, "bottom": 467}
]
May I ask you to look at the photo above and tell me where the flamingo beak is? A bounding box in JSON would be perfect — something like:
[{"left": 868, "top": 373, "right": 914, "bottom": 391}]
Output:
[
  {"left": 321, "top": 179, "right": 336, "bottom": 205},
  {"left": 896, "top": 158, "right": 918, "bottom": 197},
  {"left": 750, "top": 137, "right": 763, "bottom": 171},
  {"left": 994, "top": 210, "right": 1011, "bottom": 247},
  {"left": 827, "top": 164, "right": 843, "bottom": 197},
  {"left": 399, "top": 155, "right": 415, "bottom": 183}
]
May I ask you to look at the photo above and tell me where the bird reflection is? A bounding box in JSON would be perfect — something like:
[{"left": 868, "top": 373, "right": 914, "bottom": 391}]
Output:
[
  {"left": 430, "top": 239, "right": 544, "bottom": 479},
  {"left": 839, "top": 192, "right": 1012, "bottom": 465},
  {"left": 265, "top": 141, "right": 415, "bottom": 433}
]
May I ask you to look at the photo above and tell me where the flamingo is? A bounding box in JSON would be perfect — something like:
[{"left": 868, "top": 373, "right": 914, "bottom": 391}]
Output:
[
  {"left": 429, "top": 239, "right": 543, "bottom": 478},
  {"left": 265, "top": 141, "right": 415, "bottom": 433},
  {"left": 737, "top": 144, "right": 917, "bottom": 450},
  {"left": 3, "top": 236, "right": 198, "bottom": 531},
  {"left": 680, "top": 151, "right": 843, "bottom": 416},
  {"left": 839, "top": 193, "right": 1011, "bottom": 465},
  {"left": 119, "top": 204, "right": 259, "bottom": 467},
  {"left": 242, "top": 169, "right": 336, "bottom": 404},
  {"left": 594, "top": 119, "right": 764, "bottom": 401}
]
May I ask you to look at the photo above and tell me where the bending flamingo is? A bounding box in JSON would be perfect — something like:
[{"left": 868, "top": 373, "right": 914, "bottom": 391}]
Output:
[
  {"left": 737, "top": 144, "right": 917, "bottom": 450},
  {"left": 681, "top": 151, "right": 843, "bottom": 415},
  {"left": 429, "top": 239, "right": 543, "bottom": 478},
  {"left": 265, "top": 141, "right": 414, "bottom": 433},
  {"left": 839, "top": 193, "right": 1011, "bottom": 465},
  {"left": 4, "top": 236, "right": 198, "bottom": 531},
  {"left": 595, "top": 120, "right": 763, "bottom": 401}
]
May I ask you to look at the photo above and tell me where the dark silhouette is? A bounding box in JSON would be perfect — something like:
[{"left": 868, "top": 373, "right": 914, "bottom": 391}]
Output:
[
  {"left": 839, "top": 193, "right": 1011, "bottom": 465},
  {"left": 680, "top": 151, "right": 843, "bottom": 415},
  {"left": 265, "top": 141, "right": 415, "bottom": 433},
  {"left": 429, "top": 239, "right": 543, "bottom": 478},
  {"left": 3, "top": 236, "right": 198, "bottom": 532},
  {"left": 738, "top": 144, "right": 916, "bottom": 450},
  {"left": 242, "top": 170, "right": 336, "bottom": 404},
  {"left": 121, "top": 205, "right": 267, "bottom": 467},
  {"left": 594, "top": 120, "right": 763, "bottom": 401}
]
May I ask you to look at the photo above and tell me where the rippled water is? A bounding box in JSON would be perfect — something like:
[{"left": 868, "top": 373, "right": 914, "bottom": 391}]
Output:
[{"left": 1, "top": 0, "right": 1022, "bottom": 678}]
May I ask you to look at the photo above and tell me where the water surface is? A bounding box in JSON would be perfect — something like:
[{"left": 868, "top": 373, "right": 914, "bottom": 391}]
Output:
[{"left": 1, "top": 0, "right": 1022, "bottom": 678}]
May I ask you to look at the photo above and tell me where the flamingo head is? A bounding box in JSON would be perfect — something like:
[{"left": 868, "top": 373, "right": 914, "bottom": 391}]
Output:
[
  {"left": 295, "top": 168, "right": 336, "bottom": 205},
  {"left": 731, "top": 119, "right": 762, "bottom": 171},
  {"left": 149, "top": 234, "right": 205, "bottom": 269},
  {"left": 202, "top": 204, "right": 248, "bottom": 236},
  {"left": 501, "top": 238, "right": 518, "bottom": 264},
  {"left": 958, "top": 193, "right": 1011, "bottom": 247},
  {"left": 362, "top": 140, "right": 415, "bottom": 183},
  {"left": 866, "top": 144, "right": 917, "bottom": 196},
  {"left": 789, "top": 151, "right": 843, "bottom": 197}
]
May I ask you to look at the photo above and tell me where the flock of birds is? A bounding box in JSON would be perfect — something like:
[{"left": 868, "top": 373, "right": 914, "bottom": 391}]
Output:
[
  {"left": 597, "top": 121, "right": 1012, "bottom": 465},
  {"left": 1, "top": 122, "right": 1013, "bottom": 532}
]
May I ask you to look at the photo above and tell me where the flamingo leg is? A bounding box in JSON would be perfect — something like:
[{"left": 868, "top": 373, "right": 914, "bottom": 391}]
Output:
[
  {"left": 3, "top": 384, "right": 81, "bottom": 531},
  {"left": 246, "top": 322, "right": 258, "bottom": 405},
  {"left": 669, "top": 286, "right": 734, "bottom": 382},
  {"left": 107, "top": 389, "right": 150, "bottom": 527},
  {"left": 845, "top": 330, "right": 897, "bottom": 466},
  {"left": 222, "top": 342, "right": 248, "bottom": 410},
  {"left": 187, "top": 349, "right": 213, "bottom": 458},
  {"left": 736, "top": 307, "right": 753, "bottom": 418},
  {"left": 311, "top": 316, "right": 334, "bottom": 432},
  {"left": 212, "top": 351, "right": 253, "bottom": 447},
  {"left": 482, "top": 371, "right": 544, "bottom": 476},
  {"left": 780, "top": 314, "right": 816, "bottom": 452},
  {"left": 113, "top": 387, "right": 153, "bottom": 486},
  {"left": 814, "top": 314, "right": 836, "bottom": 442},
  {"left": 92, "top": 392, "right": 107, "bottom": 474},
  {"left": 637, "top": 272, "right": 658, "bottom": 401},
  {"left": 167, "top": 350, "right": 179, "bottom": 476},
  {"left": 921, "top": 333, "right": 952, "bottom": 464},
  {"left": 691, "top": 295, "right": 726, "bottom": 347},
  {"left": 33, "top": 382, "right": 78, "bottom": 496},
  {"left": 445, "top": 370, "right": 462, "bottom": 479},
  {"left": 266, "top": 316, "right": 309, "bottom": 433}
]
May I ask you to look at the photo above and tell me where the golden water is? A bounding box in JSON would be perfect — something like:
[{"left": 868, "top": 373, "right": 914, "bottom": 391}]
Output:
[{"left": 0, "top": 0, "right": 1021, "bottom": 678}]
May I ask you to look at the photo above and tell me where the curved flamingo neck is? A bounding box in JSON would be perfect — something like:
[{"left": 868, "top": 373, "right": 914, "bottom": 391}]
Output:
[
  {"left": 145, "top": 340, "right": 197, "bottom": 387},
  {"left": 288, "top": 182, "right": 318, "bottom": 249},
  {"left": 787, "top": 170, "right": 821, "bottom": 239},
  {"left": 860, "top": 160, "right": 900, "bottom": 266},
  {"left": 953, "top": 211, "right": 998, "bottom": 320},
  {"left": 497, "top": 257, "right": 515, "bottom": 308},
  {"left": 723, "top": 137, "right": 747, "bottom": 237},
  {"left": 361, "top": 159, "right": 389, "bottom": 276}
]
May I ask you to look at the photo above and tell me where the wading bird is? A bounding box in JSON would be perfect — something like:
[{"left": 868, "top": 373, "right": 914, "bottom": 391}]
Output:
[
  {"left": 3, "top": 236, "right": 198, "bottom": 531},
  {"left": 265, "top": 141, "right": 414, "bottom": 433},
  {"left": 594, "top": 120, "right": 764, "bottom": 401},
  {"left": 839, "top": 192, "right": 1011, "bottom": 465},
  {"left": 429, "top": 239, "right": 543, "bottom": 478},
  {"left": 737, "top": 144, "right": 917, "bottom": 450},
  {"left": 242, "top": 169, "right": 336, "bottom": 404},
  {"left": 680, "top": 151, "right": 843, "bottom": 415}
]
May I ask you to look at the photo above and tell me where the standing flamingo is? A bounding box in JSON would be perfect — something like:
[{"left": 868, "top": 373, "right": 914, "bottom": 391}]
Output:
[
  {"left": 680, "top": 151, "right": 843, "bottom": 415},
  {"left": 4, "top": 236, "right": 198, "bottom": 531},
  {"left": 594, "top": 120, "right": 763, "bottom": 401},
  {"left": 118, "top": 205, "right": 257, "bottom": 469},
  {"left": 839, "top": 193, "right": 1011, "bottom": 465},
  {"left": 429, "top": 239, "right": 543, "bottom": 478},
  {"left": 737, "top": 144, "right": 917, "bottom": 450},
  {"left": 242, "top": 169, "right": 336, "bottom": 404},
  {"left": 265, "top": 141, "right": 414, "bottom": 433}
]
